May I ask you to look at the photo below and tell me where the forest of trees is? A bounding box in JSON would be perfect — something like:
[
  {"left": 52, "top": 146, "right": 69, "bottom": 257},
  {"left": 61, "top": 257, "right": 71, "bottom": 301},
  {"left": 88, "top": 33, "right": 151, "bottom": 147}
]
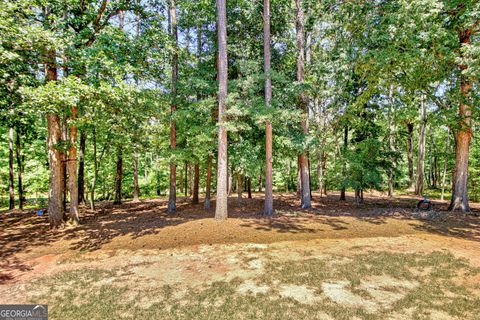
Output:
[{"left": 0, "top": 0, "right": 479, "bottom": 227}]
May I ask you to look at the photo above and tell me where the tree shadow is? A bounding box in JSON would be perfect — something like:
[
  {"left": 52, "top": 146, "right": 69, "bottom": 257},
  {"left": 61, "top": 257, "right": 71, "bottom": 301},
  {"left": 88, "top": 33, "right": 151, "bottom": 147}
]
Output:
[{"left": 2, "top": 191, "right": 480, "bottom": 284}]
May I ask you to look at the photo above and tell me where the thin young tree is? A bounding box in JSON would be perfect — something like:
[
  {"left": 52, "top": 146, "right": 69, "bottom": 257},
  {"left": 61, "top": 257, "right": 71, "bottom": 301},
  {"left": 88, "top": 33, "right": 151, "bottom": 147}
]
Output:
[
  {"left": 15, "top": 130, "right": 24, "bottom": 209},
  {"left": 8, "top": 127, "right": 15, "bottom": 209},
  {"left": 263, "top": 0, "right": 273, "bottom": 215},
  {"left": 215, "top": 0, "right": 228, "bottom": 220}
]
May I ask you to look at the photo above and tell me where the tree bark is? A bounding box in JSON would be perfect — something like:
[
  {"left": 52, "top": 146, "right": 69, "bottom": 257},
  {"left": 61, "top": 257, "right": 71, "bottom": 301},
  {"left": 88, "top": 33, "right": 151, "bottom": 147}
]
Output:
[
  {"left": 15, "top": 130, "right": 24, "bottom": 209},
  {"left": 204, "top": 154, "right": 212, "bottom": 209},
  {"left": 295, "top": 0, "right": 311, "bottom": 209},
  {"left": 114, "top": 147, "right": 123, "bottom": 205},
  {"left": 237, "top": 172, "right": 242, "bottom": 200},
  {"left": 387, "top": 86, "right": 394, "bottom": 198},
  {"left": 184, "top": 161, "right": 188, "bottom": 197},
  {"left": 90, "top": 126, "right": 98, "bottom": 210},
  {"left": 264, "top": 0, "right": 273, "bottom": 215},
  {"left": 46, "top": 55, "right": 64, "bottom": 227},
  {"left": 449, "top": 77, "right": 472, "bottom": 211},
  {"left": 78, "top": 130, "right": 86, "bottom": 204},
  {"left": 167, "top": 0, "right": 178, "bottom": 213},
  {"left": 189, "top": 162, "right": 193, "bottom": 196},
  {"left": 258, "top": 167, "right": 263, "bottom": 192},
  {"left": 415, "top": 96, "right": 427, "bottom": 196},
  {"left": 67, "top": 106, "right": 79, "bottom": 224},
  {"left": 61, "top": 118, "right": 67, "bottom": 213},
  {"left": 340, "top": 126, "right": 348, "bottom": 201},
  {"left": 133, "top": 154, "right": 140, "bottom": 201},
  {"left": 406, "top": 123, "right": 414, "bottom": 189},
  {"left": 317, "top": 151, "right": 324, "bottom": 196},
  {"left": 247, "top": 177, "right": 252, "bottom": 199},
  {"left": 192, "top": 163, "right": 199, "bottom": 204},
  {"left": 215, "top": 0, "right": 228, "bottom": 219},
  {"left": 441, "top": 130, "right": 450, "bottom": 201},
  {"left": 8, "top": 127, "right": 15, "bottom": 209}
]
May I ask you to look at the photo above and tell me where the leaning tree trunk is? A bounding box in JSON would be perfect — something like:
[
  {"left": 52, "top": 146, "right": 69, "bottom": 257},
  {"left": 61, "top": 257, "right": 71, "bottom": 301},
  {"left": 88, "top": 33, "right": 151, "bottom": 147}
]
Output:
[
  {"left": 295, "top": 0, "right": 311, "bottom": 209},
  {"left": 46, "top": 55, "right": 64, "bottom": 227},
  {"left": 67, "top": 106, "right": 79, "bottom": 224},
  {"left": 15, "top": 130, "right": 24, "bottom": 209},
  {"left": 133, "top": 154, "right": 140, "bottom": 202},
  {"left": 192, "top": 163, "right": 199, "bottom": 204},
  {"left": 406, "top": 123, "right": 414, "bottom": 189},
  {"left": 263, "top": 0, "right": 273, "bottom": 215},
  {"left": 167, "top": 0, "right": 178, "bottom": 213},
  {"left": 114, "top": 147, "right": 123, "bottom": 205},
  {"left": 8, "top": 127, "right": 15, "bottom": 210},
  {"left": 415, "top": 96, "right": 427, "bottom": 196},
  {"left": 204, "top": 154, "right": 212, "bottom": 209},
  {"left": 215, "top": 0, "right": 228, "bottom": 220},
  {"left": 78, "top": 130, "right": 86, "bottom": 204}
]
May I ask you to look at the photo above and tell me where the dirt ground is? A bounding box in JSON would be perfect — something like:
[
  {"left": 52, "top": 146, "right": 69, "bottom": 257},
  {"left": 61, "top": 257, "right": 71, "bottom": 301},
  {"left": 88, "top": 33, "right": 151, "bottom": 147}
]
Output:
[{"left": 1, "top": 192, "right": 480, "bottom": 319}]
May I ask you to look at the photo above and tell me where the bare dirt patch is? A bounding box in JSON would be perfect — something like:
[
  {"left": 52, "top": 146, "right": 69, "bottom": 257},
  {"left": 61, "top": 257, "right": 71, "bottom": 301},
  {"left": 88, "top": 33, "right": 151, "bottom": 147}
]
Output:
[{"left": 1, "top": 192, "right": 480, "bottom": 319}]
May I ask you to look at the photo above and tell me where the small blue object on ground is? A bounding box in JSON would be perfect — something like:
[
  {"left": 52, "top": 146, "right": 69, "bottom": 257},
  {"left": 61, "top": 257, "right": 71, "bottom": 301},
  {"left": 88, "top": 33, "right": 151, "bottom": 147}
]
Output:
[{"left": 37, "top": 210, "right": 43, "bottom": 216}]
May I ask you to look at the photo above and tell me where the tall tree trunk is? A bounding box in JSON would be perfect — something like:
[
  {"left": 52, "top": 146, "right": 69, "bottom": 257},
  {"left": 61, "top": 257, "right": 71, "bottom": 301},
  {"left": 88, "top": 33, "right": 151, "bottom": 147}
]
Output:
[
  {"left": 192, "top": 163, "right": 199, "bottom": 204},
  {"left": 441, "top": 131, "right": 450, "bottom": 201},
  {"left": 189, "top": 162, "right": 193, "bottom": 196},
  {"left": 258, "top": 167, "right": 263, "bottom": 192},
  {"left": 184, "top": 161, "right": 188, "bottom": 197},
  {"left": 432, "top": 130, "right": 438, "bottom": 188},
  {"left": 167, "top": 0, "right": 178, "bottom": 213},
  {"left": 114, "top": 147, "right": 123, "bottom": 205},
  {"left": 67, "top": 106, "right": 79, "bottom": 224},
  {"left": 387, "top": 86, "right": 394, "bottom": 198},
  {"left": 8, "top": 127, "right": 15, "bottom": 210},
  {"left": 407, "top": 123, "right": 414, "bottom": 189},
  {"left": 340, "top": 126, "right": 348, "bottom": 201},
  {"left": 415, "top": 96, "right": 427, "bottom": 196},
  {"left": 133, "top": 154, "right": 140, "bottom": 201},
  {"left": 317, "top": 151, "right": 324, "bottom": 196},
  {"left": 215, "top": 0, "right": 228, "bottom": 219},
  {"left": 237, "top": 172, "right": 242, "bottom": 200},
  {"left": 263, "top": 0, "right": 273, "bottom": 215},
  {"left": 90, "top": 126, "right": 98, "bottom": 210},
  {"left": 78, "top": 130, "right": 86, "bottom": 204},
  {"left": 46, "top": 54, "right": 63, "bottom": 227},
  {"left": 228, "top": 165, "right": 233, "bottom": 195},
  {"left": 247, "top": 177, "right": 252, "bottom": 199},
  {"left": 15, "top": 130, "right": 24, "bottom": 209},
  {"left": 449, "top": 78, "right": 472, "bottom": 211},
  {"left": 204, "top": 154, "right": 212, "bottom": 209},
  {"left": 61, "top": 118, "right": 67, "bottom": 213},
  {"left": 295, "top": 0, "right": 311, "bottom": 209}
]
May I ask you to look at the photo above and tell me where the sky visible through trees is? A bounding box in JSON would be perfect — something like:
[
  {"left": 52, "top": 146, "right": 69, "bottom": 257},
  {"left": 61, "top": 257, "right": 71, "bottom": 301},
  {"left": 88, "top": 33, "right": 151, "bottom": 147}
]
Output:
[{"left": 0, "top": 0, "right": 479, "bottom": 227}]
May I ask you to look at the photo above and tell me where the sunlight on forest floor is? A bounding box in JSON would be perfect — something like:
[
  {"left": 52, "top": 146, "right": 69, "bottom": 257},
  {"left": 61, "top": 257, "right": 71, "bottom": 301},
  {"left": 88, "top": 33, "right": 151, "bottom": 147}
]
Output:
[{"left": 1, "top": 192, "right": 480, "bottom": 319}]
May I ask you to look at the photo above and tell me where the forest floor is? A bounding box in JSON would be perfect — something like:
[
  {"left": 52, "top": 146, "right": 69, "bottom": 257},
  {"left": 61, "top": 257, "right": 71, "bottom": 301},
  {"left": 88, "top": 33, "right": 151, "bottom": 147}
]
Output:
[{"left": 1, "top": 192, "right": 480, "bottom": 319}]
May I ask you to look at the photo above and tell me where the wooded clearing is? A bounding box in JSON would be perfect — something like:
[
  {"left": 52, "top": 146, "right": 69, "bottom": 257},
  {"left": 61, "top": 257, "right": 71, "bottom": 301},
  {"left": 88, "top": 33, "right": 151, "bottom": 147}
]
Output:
[{"left": 1, "top": 0, "right": 479, "bottom": 319}]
